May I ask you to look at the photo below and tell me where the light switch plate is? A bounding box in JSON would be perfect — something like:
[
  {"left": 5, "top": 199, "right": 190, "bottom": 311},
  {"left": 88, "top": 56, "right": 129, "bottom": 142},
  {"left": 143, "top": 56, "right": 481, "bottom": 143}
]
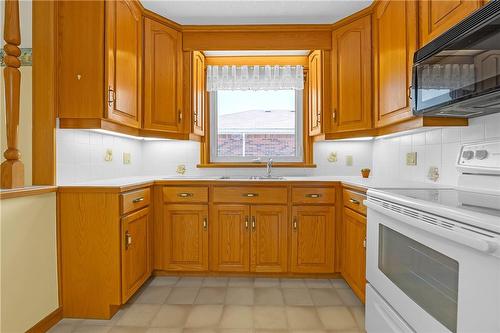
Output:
[
  {"left": 346, "top": 155, "right": 353, "bottom": 166},
  {"left": 123, "top": 152, "right": 131, "bottom": 165},
  {"left": 406, "top": 152, "right": 417, "bottom": 166}
]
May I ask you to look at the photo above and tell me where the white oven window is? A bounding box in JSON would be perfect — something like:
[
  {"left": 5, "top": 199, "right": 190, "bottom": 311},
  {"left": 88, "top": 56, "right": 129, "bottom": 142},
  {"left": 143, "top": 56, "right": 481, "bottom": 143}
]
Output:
[{"left": 378, "top": 225, "right": 459, "bottom": 333}]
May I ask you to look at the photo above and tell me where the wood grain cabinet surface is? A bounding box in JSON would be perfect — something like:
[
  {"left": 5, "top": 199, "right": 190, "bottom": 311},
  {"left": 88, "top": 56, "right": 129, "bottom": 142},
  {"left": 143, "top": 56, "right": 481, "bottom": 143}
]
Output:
[
  {"left": 291, "top": 205, "right": 335, "bottom": 273},
  {"left": 329, "top": 15, "right": 372, "bottom": 133},
  {"left": 191, "top": 51, "right": 206, "bottom": 136},
  {"left": 373, "top": 0, "right": 418, "bottom": 128},
  {"left": 308, "top": 50, "right": 323, "bottom": 136},
  {"left": 162, "top": 204, "right": 209, "bottom": 271},
  {"left": 419, "top": 0, "right": 483, "bottom": 46},
  {"left": 144, "top": 17, "right": 184, "bottom": 133}
]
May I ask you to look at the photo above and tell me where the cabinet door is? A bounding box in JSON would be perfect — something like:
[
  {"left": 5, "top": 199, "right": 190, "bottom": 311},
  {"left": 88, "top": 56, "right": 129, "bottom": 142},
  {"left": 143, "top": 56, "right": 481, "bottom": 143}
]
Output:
[
  {"left": 373, "top": 0, "right": 418, "bottom": 128},
  {"left": 163, "top": 204, "right": 209, "bottom": 271},
  {"left": 291, "top": 205, "right": 335, "bottom": 273},
  {"left": 342, "top": 207, "right": 367, "bottom": 303},
  {"left": 250, "top": 205, "right": 288, "bottom": 273},
  {"left": 192, "top": 51, "right": 206, "bottom": 136},
  {"left": 144, "top": 18, "right": 183, "bottom": 133},
  {"left": 419, "top": 0, "right": 482, "bottom": 46},
  {"left": 330, "top": 15, "right": 372, "bottom": 133},
  {"left": 308, "top": 50, "right": 323, "bottom": 136},
  {"left": 122, "top": 207, "right": 150, "bottom": 303},
  {"left": 211, "top": 204, "right": 250, "bottom": 272},
  {"left": 106, "top": 0, "right": 141, "bottom": 128}
]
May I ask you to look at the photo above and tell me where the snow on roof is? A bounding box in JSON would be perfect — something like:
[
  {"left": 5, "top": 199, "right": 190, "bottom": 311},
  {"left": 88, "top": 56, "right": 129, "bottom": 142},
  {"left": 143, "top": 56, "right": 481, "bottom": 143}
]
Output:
[{"left": 218, "top": 109, "right": 295, "bottom": 134}]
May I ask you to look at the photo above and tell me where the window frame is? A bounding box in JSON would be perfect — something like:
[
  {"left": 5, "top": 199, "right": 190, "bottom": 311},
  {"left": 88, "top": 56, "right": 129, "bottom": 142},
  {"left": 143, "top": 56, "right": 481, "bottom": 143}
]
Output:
[{"left": 209, "top": 90, "right": 304, "bottom": 163}]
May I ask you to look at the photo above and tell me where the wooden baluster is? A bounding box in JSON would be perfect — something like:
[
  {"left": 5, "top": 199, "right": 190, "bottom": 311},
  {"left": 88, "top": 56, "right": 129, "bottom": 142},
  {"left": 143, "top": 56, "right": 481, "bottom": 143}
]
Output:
[{"left": 1, "top": 0, "right": 24, "bottom": 188}]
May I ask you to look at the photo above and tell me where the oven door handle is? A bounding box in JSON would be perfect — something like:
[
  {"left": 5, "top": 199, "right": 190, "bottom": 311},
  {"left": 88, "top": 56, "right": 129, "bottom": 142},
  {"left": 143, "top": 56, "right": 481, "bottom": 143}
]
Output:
[{"left": 365, "top": 201, "right": 498, "bottom": 254}]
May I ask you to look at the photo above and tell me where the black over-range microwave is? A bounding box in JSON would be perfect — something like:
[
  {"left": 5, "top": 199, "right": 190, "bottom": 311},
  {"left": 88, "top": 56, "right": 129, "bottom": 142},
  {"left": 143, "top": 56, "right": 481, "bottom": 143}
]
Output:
[{"left": 412, "top": 1, "right": 500, "bottom": 118}]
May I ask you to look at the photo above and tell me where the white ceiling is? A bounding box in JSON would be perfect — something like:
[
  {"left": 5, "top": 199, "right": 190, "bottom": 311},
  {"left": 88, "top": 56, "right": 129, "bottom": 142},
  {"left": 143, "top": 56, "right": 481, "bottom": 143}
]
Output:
[{"left": 141, "top": 0, "right": 373, "bottom": 25}]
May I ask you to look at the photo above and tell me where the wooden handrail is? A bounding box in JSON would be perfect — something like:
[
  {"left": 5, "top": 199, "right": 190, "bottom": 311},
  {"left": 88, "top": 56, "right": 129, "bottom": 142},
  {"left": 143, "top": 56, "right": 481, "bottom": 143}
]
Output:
[{"left": 1, "top": 0, "right": 24, "bottom": 188}]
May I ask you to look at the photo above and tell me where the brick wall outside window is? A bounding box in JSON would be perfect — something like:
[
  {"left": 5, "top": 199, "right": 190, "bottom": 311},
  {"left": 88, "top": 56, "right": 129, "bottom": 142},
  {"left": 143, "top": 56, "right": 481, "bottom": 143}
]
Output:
[{"left": 217, "top": 134, "right": 296, "bottom": 157}]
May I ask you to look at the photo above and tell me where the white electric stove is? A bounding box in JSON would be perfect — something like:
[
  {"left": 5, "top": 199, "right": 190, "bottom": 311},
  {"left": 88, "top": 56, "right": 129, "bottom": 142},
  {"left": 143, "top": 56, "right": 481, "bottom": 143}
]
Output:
[{"left": 365, "top": 140, "right": 500, "bottom": 333}]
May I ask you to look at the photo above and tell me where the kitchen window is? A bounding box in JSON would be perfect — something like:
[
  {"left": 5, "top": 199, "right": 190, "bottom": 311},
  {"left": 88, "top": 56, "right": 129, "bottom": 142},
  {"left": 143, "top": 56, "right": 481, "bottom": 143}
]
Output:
[{"left": 206, "top": 64, "right": 306, "bottom": 164}]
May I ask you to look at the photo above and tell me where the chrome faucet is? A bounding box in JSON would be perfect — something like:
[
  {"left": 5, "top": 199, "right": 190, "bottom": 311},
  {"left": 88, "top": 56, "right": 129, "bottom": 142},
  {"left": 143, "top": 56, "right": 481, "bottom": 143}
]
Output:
[{"left": 266, "top": 158, "right": 273, "bottom": 178}]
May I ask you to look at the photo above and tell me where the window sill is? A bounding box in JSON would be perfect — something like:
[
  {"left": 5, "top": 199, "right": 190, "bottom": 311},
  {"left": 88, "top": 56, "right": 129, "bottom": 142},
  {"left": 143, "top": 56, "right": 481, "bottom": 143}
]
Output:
[{"left": 197, "top": 162, "right": 317, "bottom": 168}]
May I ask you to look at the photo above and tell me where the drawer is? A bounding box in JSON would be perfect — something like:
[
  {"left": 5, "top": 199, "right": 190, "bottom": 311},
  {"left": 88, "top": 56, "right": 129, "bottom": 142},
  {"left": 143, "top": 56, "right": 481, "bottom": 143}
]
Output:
[
  {"left": 212, "top": 186, "right": 288, "bottom": 204},
  {"left": 163, "top": 186, "right": 208, "bottom": 203},
  {"left": 121, "top": 188, "right": 150, "bottom": 215},
  {"left": 292, "top": 187, "right": 336, "bottom": 204},
  {"left": 343, "top": 188, "right": 366, "bottom": 215}
]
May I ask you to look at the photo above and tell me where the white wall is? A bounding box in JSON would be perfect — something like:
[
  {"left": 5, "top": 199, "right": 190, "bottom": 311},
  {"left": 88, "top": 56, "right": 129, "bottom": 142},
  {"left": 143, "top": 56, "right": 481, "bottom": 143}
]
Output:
[
  {"left": 56, "top": 129, "right": 143, "bottom": 184},
  {"left": 372, "top": 113, "right": 500, "bottom": 186},
  {"left": 57, "top": 129, "right": 374, "bottom": 182}
]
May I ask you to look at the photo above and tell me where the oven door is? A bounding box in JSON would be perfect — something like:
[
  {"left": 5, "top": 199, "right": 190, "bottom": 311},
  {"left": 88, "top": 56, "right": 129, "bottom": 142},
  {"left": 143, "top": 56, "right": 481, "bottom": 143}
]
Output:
[{"left": 366, "top": 203, "right": 500, "bottom": 333}]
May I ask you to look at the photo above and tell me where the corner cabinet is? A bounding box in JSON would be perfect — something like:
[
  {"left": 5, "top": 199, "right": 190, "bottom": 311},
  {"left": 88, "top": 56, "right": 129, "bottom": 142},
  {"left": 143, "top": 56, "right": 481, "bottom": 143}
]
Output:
[
  {"left": 329, "top": 15, "right": 372, "bottom": 133},
  {"left": 143, "top": 17, "right": 184, "bottom": 134},
  {"left": 419, "top": 0, "right": 483, "bottom": 46},
  {"left": 58, "top": 0, "right": 142, "bottom": 129},
  {"left": 373, "top": 0, "right": 418, "bottom": 128}
]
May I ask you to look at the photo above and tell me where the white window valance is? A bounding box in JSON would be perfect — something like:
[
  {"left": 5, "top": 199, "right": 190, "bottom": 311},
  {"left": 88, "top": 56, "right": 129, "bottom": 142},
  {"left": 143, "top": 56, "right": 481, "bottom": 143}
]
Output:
[{"left": 206, "top": 65, "right": 304, "bottom": 91}]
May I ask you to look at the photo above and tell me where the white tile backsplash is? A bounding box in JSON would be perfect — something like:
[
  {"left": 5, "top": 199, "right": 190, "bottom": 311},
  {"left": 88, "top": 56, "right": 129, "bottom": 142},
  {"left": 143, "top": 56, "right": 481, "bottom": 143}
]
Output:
[{"left": 56, "top": 113, "right": 500, "bottom": 185}]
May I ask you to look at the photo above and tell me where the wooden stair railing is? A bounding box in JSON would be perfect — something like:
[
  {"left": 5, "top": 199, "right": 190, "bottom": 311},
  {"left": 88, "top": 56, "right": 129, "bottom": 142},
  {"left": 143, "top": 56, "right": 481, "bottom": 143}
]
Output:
[{"left": 1, "top": 0, "right": 24, "bottom": 188}]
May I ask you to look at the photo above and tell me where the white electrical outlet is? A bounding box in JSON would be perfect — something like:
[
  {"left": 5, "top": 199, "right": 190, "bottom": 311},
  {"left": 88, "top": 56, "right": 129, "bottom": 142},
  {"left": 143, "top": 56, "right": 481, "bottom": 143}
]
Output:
[
  {"left": 406, "top": 152, "right": 417, "bottom": 166},
  {"left": 123, "top": 152, "right": 131, "bottom": 165},
  {"left": 346, "top": 155, "right": 353, "bottom": 166}
]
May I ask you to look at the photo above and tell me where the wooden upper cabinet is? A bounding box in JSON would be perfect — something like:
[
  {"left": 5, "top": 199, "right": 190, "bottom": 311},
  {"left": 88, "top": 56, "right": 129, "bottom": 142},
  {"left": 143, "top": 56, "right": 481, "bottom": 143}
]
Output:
[
  {"left": 163, "top": 204, "right": 209, "bottom": 271},
  {"left": 144, "top": 17, "right": 184, "bottom": 133},
  {"left": 341, "top": 207, "right": 366, "bottom": 303},
  {"left": 291, "top": 205, "right": 335, "bottom": 273},
  {"left": 121, "top": 207, "right": 150, "bottom": 303},
  {"left": 211, "top": 205, "right": 250, "bottom": 272},
  {"left": 419, "top": 0, "right": 482, "bottom": 46},
  {"left": 192, "top": 51, "right": 206, "bottom": 136},
  {"left": 250, "top": 205, "right": 288, "bottom": 273},
  {"left": 308, "top": 50, "right": 323, "bottom": 136},
  {"left": 329, "top": 15, "right": 372, "bottom": 133},
  {"left": 373, "top": 0, "right": 418, "bottom": 128},
  {"left": 106, "top": 0, "right": 142, "bottom": 128}
]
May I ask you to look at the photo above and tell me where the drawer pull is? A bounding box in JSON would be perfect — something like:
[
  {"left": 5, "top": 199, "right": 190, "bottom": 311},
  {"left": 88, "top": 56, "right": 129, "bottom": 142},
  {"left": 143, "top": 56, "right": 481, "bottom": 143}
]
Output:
[
  {"left": 305, "top": 193, "right": 322, "bottom": 198},
  {"left": 293, "top": 217, "right": 298, "bottom": 230},
  {"left": 243, "top": 193, "right": 259, "bottom": 198},
  {"left": 125, "top": 231, "right": 132, "bottom": 249},
  {"left": 349, "top": 198, "right": 360, "bottom": 205},
  {"left": 177, "top": 192, "right": 194, "bottom": 198},
  {"left": 132, "top": 197, "right": 144, "bottom": 203},
  {"left": 203, "top": 218, "right": 208, "bottom": 230}
]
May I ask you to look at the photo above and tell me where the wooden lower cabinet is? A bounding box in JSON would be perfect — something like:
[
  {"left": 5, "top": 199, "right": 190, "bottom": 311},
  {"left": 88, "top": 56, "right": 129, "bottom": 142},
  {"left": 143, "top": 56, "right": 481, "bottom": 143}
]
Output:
[
  {"left": 342, "top": 207, "right": 366, "bottom": 303},
  {"left": 163, "top": 204, "right": 209, "bottom": 271},
  {"left": 122, "top": 207, "right": 150, "bottom": 302},
  {"left": 251, "top": 205, "right": 288, "bottom": 273},
  {"left": 211, "top": 204, "right": 251, "bottom": 272},
  {"left": 291, "top": 205, "right": 335, "bottom": 273}
]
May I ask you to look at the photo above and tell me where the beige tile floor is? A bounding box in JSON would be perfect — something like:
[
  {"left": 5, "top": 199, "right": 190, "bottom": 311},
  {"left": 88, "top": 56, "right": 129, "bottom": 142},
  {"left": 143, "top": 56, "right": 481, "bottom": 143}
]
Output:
[{"left": 49, "top": 277, "right": 365, "bottom": 333}]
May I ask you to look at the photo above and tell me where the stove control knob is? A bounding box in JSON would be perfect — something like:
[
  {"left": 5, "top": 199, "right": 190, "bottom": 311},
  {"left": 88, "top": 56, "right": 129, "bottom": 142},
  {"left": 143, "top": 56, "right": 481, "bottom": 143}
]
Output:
[
  {"left": 475, "top": 150, "right": 488, "bottom": 160},
  {"left": 462, "top": 150, "right": 474, "bottom": 160}
]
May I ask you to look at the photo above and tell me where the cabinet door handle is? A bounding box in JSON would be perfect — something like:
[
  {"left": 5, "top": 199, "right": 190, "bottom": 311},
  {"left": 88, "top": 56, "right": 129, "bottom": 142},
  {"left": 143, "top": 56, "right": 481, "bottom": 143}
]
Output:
[
  {"left": 245, "top": 216, "right": 249, "bottom": 230},
  {"left": 125, "top": 231, "right": 132, "bottom": 249},
  {"left": 243, "top": 193, "right": 258, "bottom": 198},
  {"left": 349, "top": 198, "right": 360, "bottom": 205},
  {"left": 332, "top": 109, "right": 336, "bottom": 121},
  {"left": 203, "top": 218, "right": 208, "bottom": 230},
  {"left": 293, "top": 217, "right": 298, "bottom": 231},
  {"left": 132, "top": 197, "right": 144, "bottom": 203},
  {"left": 251, "top": 216, "right": 256, "bottom": 231},
  {"left": 305, "top": 193, "right": 321, "bottom": 198},
  {"left": 363, "top": 238, "right": 367, "bottom": 248},
  {"left": 178, "top": 110, "right": 183, "bottom": 123},
  {"left": 177, "top": 192, "right": 193, "bottom": 198},
  {"left": 108, "top": 87, "right": 115, "bottom": 107}
]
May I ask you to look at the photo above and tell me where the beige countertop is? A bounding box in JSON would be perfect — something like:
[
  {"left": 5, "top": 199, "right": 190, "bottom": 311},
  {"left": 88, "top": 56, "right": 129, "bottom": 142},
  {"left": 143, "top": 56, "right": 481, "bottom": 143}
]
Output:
[{"left": 58, "top": 175, "right": 451, "bottom": 191}]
